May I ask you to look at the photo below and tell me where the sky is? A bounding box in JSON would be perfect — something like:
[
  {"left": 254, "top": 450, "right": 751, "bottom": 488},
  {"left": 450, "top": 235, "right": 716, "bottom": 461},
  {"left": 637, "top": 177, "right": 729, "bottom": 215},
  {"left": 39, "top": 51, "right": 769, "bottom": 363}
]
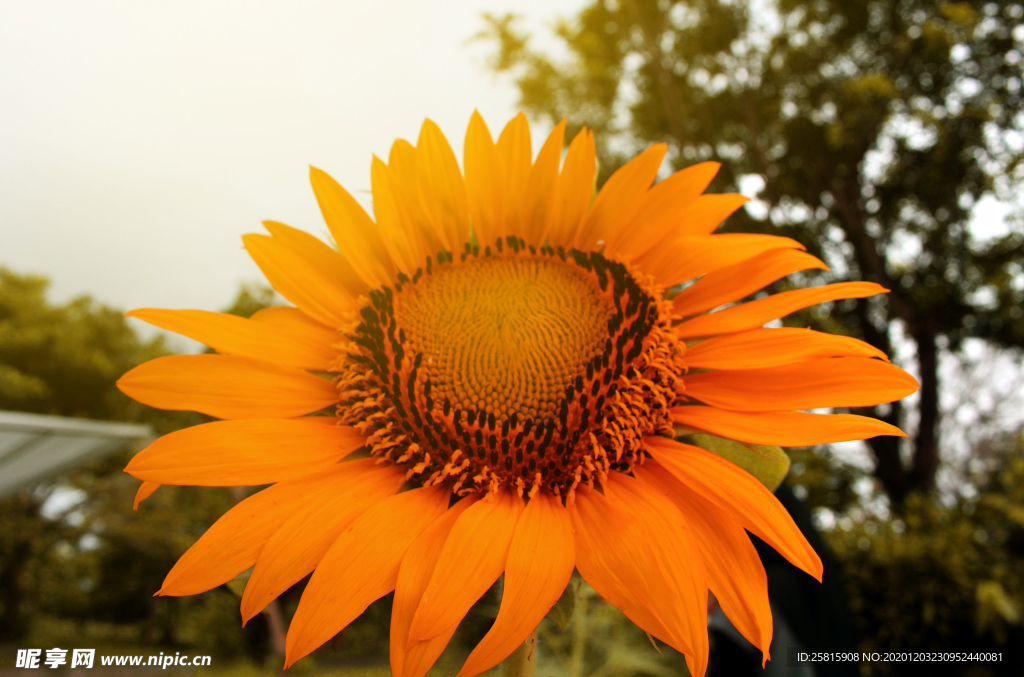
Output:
[
  {"left": 1, "top": 1, "right": 1018, "bottom": 347},
  {"left": 0, "top": 0, "right": 582, "bottom": 347}
]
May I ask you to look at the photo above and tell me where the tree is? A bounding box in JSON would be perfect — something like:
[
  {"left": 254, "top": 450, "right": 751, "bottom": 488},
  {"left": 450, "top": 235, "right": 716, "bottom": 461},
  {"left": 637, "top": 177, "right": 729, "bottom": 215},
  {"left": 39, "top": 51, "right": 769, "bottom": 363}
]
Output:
[
  {"left": 0, "top": 268, "right": 182, "bottom": 428},
  {"left": 0, "top": 273, "right": 273, "bottom": 645},
  {"left": 480, "top": 0, "right": 1024, "bottom": 503},
  {"left": 0, "top": 268, "right": 194, "bottom": 640},
  {"left": 823, "top": 432, "right": 1024, "bottom": 673}
]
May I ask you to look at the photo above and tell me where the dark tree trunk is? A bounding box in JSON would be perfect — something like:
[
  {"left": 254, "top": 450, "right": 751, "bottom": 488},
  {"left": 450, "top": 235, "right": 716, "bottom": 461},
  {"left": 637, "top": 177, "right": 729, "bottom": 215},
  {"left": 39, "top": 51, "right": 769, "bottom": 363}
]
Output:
[
  {"left": 908, "top": 326, "right": 940, "bottom": 493},
  {"left": 854, "top": 297, "right": 912, "bottom": 503},
  {"left": 833, "top": 184, "right": 941, "bottom": 504}
]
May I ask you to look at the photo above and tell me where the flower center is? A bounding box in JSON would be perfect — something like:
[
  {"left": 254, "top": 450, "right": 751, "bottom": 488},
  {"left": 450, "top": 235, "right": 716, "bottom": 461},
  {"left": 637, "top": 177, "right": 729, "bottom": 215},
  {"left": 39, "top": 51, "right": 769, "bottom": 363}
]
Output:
[
  {"left": 335, "top": 241, "right": 684, "bottom": 497},
  {"left": 393, "top": 256, "right": 613, "bottom": 424}
]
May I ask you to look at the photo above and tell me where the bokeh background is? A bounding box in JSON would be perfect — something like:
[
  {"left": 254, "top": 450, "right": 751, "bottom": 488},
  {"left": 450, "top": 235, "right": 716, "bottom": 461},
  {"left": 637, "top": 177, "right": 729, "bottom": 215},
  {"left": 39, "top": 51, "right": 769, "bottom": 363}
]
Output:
[{"left": 2, "top": 1, "right": 1024, "bottom": 675}]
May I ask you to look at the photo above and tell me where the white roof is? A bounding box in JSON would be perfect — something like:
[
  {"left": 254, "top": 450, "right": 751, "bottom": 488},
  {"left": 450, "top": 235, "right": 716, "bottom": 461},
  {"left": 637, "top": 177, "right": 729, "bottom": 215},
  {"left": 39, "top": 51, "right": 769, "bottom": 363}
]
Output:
[{"left": 0, "top": 410, "right": 153, "bottom": 497}]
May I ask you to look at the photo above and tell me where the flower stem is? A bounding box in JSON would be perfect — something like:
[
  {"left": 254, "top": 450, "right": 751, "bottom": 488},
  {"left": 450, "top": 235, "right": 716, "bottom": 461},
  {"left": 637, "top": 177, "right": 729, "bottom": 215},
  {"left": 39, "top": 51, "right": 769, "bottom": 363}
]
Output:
[{"left": 499, "top": 630, "right": 537, "bottom": 677}]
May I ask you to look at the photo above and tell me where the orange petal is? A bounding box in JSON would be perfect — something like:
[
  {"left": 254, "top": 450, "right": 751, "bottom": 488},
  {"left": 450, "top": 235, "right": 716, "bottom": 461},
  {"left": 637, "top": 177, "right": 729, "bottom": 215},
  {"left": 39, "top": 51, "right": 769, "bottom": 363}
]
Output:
[
  {"left": 262, "top": 220, "right": 368, "bottom": 299},
  {"left": 309, "top": 166, "right": 396, "bottom": 288},
  {"left": 570, "top": 478, "right": 709, "bottom": 676},
  {"left": 407, "top": 486, "right": 524, "bottom": 645},
  {"left": 242, "top": 233, "right": 357, "bottom": 329},
  {"left": 284, "top": 485, "right": 449, "bottom": 668},
  {"left": 117, "top": 354, "right": 338, "bottom": 420},
  {"left": 124, "top": 419, "right": 365, "bottom": 486},
  {"left": 676, "top": 193, "right": 751, "bottom": 235},
  {"left": 569, "top": 485, "right": 673, "bottom": 638},
  {"left": 372, "top": 156, "right": 430, "bottom": 275},
  {"left": 387, "top": 138, "right": 444, "bottom": 260},
  {"left": 415, "top": 119, "right": 470, "bottom": 254},
  {"left": 673, "top": 249, "right": 829, "bottom": 319},
  {"left": 158, "top": 465, "right": 355, "bottom": 596},
  {"left": 604, "top": 473, "right": 710, "bottom": 676},
  {"left": 241, "top": 460, "right": 407, "bottom": 623},
  {"left": 574, "top": 144, "right": 666, "bottom": 250},
  {"left": 684, "top": 357, "right": 919, "bottom": 411},
  {"left": 517, "top": 119, "right": 565, "bottom": 247},
  {"left": 388, "top": 138, "right": 421, "bottom": 192},
  {"left": 249, "top": 306, "right": 340, "bottom": 353},
  {"left": 546, "top": 128, "right": 596, "bottom": 248},
  {"left": 496, "top": 113, "right": 532, "bottom": 240},
  {"left": 674, "top": 282, "right": 889, "bottom": 338},
  {"left": 456, "top": 490, "right": 575, "bottom": 677},
  {"left": 671, "top": 406, "right": 907, "bottom": 446},
  {"left": 126, "top": 308, "right": 335, "bottom": 372},
  {"left": 464, "top": 111, "right": 505, "bottom": 249},
  {"left": 636, "top": 463, "right": 772, "bottom": 664},
  {"left": 644, "top": 436, "right": 822, "bottom": 582},
  {"left": 133, "top": 481, "right": 160, "bottom": 510},
  {"left": 606, "top": 161, "right": 720, "bottom": 259},
  {"left": 634, "top": 234, "right": 805, "bottom": 289},
  {"left": 684, "top": 327, "right": 888, "bottom": 370},
  {"left": 391, "top": 494, "right": 482, "bottom": 677}
]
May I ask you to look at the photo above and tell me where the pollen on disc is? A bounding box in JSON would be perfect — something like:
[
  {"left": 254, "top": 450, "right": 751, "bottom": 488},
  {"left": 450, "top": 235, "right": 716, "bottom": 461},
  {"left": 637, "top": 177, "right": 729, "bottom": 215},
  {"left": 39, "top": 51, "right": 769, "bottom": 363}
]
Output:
[{"left": 393, "top": 257, "right": 614, "bottom": 422}]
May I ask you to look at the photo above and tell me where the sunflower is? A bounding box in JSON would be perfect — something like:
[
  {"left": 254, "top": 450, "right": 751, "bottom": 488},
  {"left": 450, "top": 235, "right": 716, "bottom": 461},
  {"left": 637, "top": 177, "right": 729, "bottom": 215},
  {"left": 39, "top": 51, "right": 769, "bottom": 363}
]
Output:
[{"left": 117, "top": 112, "right": 917, "bottom": 676}]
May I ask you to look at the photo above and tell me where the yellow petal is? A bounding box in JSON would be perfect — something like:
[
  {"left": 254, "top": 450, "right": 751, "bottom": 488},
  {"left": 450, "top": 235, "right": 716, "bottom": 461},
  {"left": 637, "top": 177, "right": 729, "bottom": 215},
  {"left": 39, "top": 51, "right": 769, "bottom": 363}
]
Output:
[
  {"left": 415, "top": 119, "right": 470, "bottom": 253},
  {"left": 674, "top": 282, "right": 889, "bottom": 338},
  {"left": 127, "top": 308, "right": 335, "bottom": 371},
  {"left": 677, "top": 193, "right": 751, "bottom": 235},
  {"left": 570, "top": 478, "right": 709, "bottom": 676},
  {"left": 684, "top": 327, "right": 889, "bottom": 370},
  {"left": 309, "top": 166, "right": 396, "bottom": 288},
  {"left": 632, "top": 233, "right": 804, "bottom": 289},
  {"left": 456, "top": 490, "right": 575, "bottom": 677},
  {"left": 644, "top": 436, "right": 823, "bottom": 582},
  {"left": 124, "top": 418, "right": 366, "bottom": 486},
  {"left": 371, "top": 156, "right": 431, "bottom": 275},
  {"left": 133, "top": 481, "right": 160, "bottom": 510},
  {"left": 240, "top": 460, "right": 406, "bottom": 623},
  {"left": 464, "top": 111, "right": 505, "bottom": 250},
  {"left": 518, "top": 119, "right": 565, "bottom": 246},
  {"left": 574, "top": 143, "right": 666, "bottom": 250},
  {"left": 670, "top": 406, "right": 908, "bottom": 446},
  {"left": 243, "top": 233, "right": 358, "bottom": 329},
  {"left": 637, "top": 463, "right": 772, "bottom": 664},
  {"left": 547, "top": 128, "right": 596, "bottom": 248},
  {"left": 605, "top": 161, "right": 719, "bottom": 258},
  {"left": 159, "top": 465, "right": 358, "bottom": 596},
  {"left": 407, "top": 486, "right": 524, "bottom": 645},
  {"left": 117, "top": 354, "right": 338, "bottom": 419},
  {"left": 684, "top": 357, "right": 919, "bottom": 411},
  {"left": 249, "top": 306, "right": 341, "bottom": 359},
  {"left": 262, "top": 220, "right": 368, "bottom": 298},
  {"left": 496, "top": 113, "right": 532, "bottom": 240},
  {"left": 391, "top": 494, "right": 482, "bottom": 677},
  {"left": 284, "top": 485, "right": 449, "bottom": 668},
  {"left": 672, "top": 249, "right": 829, "bottom": 319}
]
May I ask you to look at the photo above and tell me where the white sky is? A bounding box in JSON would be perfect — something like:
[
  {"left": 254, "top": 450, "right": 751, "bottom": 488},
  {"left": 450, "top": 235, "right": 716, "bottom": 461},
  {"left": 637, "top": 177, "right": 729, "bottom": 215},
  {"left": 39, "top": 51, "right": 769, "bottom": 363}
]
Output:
[
  {"left": 0, "top": 0, "right": 581, "bottom": 344},
  {"left": 3, "top": 2, "right": 1018, "bottom": 345}
]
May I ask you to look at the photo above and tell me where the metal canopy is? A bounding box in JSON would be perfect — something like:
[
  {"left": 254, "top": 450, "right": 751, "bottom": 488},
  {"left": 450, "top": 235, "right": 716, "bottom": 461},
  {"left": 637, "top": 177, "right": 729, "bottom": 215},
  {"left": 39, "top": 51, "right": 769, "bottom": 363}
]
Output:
[{"left": 0, "top": 410, "right": 153, "bottom": 497}]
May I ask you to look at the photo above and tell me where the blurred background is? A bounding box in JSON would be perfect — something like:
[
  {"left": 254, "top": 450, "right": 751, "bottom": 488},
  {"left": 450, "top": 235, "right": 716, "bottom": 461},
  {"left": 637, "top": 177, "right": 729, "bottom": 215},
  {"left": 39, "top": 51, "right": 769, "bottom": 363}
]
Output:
[{"left": 2, "top": 1, "right": 1024, "bottom": 675}]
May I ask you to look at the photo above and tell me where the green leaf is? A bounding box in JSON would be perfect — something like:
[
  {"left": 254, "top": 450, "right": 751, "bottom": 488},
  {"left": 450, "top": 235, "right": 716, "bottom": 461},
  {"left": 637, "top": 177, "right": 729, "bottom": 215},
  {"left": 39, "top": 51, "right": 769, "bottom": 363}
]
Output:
[
  {"left": 544, "top": 577, "right": 577, "bottom": 632},
  {"left": 675, "top": 432, "right": 791, "bottom": 491}
]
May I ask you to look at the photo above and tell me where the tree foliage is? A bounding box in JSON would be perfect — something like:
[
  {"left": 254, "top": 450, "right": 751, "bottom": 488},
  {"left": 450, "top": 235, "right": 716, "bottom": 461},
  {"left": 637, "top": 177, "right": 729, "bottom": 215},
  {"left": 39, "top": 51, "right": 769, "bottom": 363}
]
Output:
[
  {"left": 822, "top": 433, "right": 1024, "bottom": 674},
  {"left": 0, "top": 275, "right": 271, "bottom": 649},
  {"left": 0, "top": 268, "right": 194, "bottom": 641},
  {"left": 0, "top": 268, "right": 182, "bottom": 427},
  {"left": 480, "top": 0, "right": 1024, "bottom": 502}
]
